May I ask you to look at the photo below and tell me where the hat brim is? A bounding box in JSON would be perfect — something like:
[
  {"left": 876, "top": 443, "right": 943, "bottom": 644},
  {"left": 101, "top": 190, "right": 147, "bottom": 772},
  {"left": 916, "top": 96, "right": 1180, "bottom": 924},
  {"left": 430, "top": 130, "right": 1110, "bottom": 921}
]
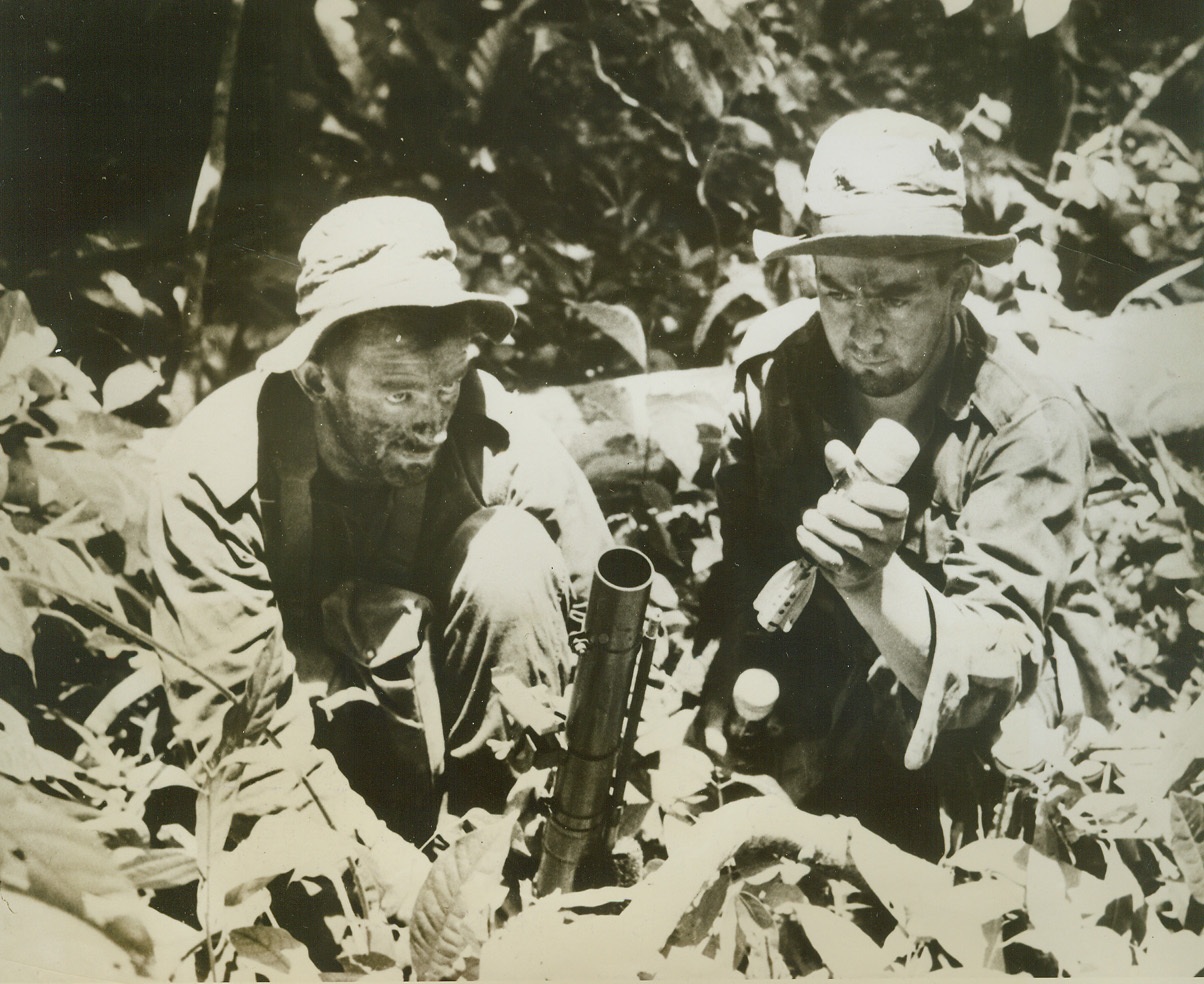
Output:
[
  {"left": 258, "top": 290, "right": 516, "bottom": 373},
  {"left": 754, "top": 230, "right": 1018, "bottom": 267}
]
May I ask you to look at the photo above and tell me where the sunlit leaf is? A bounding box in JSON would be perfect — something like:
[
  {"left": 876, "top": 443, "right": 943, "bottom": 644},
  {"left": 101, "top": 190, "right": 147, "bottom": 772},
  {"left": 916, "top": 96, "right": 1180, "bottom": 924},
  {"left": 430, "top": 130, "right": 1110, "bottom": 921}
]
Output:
[
  {"left": 83, "top": 271, "right": 162, "bottom": 320},
  {"left": 1152, "top": 549, "right": 1198, "bottom": 581},
  {"left": 1139, "top": 927, "right": 1204, "bottom": 976},
  {"left": 774, "top": 159, "right": 806, "bottom": 223},
  {"left": 1010, "top": 924, "right": 1133, "bottom": 974},
  {"left": 791, "top": 902, "right": 889, "bottom": 976},
  {"left": 410, "top": 813, "right": 516, "bottom": 980},
  {"left": 101, "top": 361, "right": 163, "bottom": 412},
  {"left": 1022, "top": 0, "right": 1073, "bottom": 36},
  {"left": 118, "top": 847, "right": 200, "bottom": 891},
  {"left": 0, "top": 514, "right": 122, "bottom": 614},
  {"left": 573, "top": 301, "right": 647, "bottom": 370},
  {"left": 1169, "top": 793, "right": 1204, "bottom": 904},
  {"left": 688, "top": 0, "right": 755, "bottom": 31},
  {"left": 465, "top": 0, "right": 538, "bottom": 116},
  {"left": 313, "top": 0, "right": 392, "bottom": 127},
  {"left": 0, "top": 574, "right": 35, "bottom": 676},
  {"left": 0, "top": 777, "right": 142, "bottom": 948},
  {"left": 230, "top": 925, "right": 320, "bottom": 979},
  {"left": 0, "top": 891, "right": 138, "bottom": 980},
  {"left": 1186, "top": 592, "right": 1204, "bottom": 633},
  {"left": 692, "top": 260, "right": 774, "bottom": 353},
  {"left": 650, "top": 744, "right": 714, "bottom": 811},
  {"left": 212, "top": 811, "right": 356, "bottom": 909},
  {"left": 0, "top": 287, "right": 43, "bottom": 355},
  {"left": 0, "top": 322, "right": 56, "bottom": 384}
]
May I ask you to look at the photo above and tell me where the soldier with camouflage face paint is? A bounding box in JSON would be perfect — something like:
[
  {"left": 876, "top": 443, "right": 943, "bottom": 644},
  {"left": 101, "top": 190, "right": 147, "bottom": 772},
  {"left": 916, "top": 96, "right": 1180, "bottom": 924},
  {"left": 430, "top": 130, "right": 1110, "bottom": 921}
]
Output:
[{"left": 697, "top": 110, "right": 1118, "bottom": 859}]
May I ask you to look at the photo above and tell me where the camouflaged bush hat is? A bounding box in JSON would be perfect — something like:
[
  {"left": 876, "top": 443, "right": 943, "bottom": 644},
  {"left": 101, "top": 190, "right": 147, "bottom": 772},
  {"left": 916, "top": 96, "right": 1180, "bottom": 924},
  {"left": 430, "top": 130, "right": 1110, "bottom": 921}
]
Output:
[
  {"left": 258, "top": 196, "right": 516, "bottom": 373},
  {"left": 753, "top": 109, "right": 1017, "bottom": 266}
]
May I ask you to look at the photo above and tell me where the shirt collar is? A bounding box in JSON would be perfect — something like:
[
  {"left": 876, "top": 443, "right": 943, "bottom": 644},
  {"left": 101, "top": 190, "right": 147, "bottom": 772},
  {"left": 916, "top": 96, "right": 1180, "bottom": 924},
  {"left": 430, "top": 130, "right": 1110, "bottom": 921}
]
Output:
[
  {"left": 449, "top": 367, "right": 511, "bottom": 452},
  {"left": 936, "top": 309, "right": 999, "bottom": 429}
]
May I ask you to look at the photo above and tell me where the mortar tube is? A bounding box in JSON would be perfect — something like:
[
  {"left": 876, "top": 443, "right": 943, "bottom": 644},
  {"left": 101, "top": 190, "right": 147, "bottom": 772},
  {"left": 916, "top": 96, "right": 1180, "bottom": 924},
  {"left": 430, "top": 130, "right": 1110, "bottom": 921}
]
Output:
[{"left": 535, "top": 546, "right": 653, "bottom": 897}]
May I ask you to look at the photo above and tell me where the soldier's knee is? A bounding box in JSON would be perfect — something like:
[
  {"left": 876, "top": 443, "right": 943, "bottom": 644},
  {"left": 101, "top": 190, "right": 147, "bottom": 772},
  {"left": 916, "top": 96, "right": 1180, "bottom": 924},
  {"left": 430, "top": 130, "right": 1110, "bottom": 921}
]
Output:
[{"left": 447, "top": 506, "right": 568, "bottom": 618}]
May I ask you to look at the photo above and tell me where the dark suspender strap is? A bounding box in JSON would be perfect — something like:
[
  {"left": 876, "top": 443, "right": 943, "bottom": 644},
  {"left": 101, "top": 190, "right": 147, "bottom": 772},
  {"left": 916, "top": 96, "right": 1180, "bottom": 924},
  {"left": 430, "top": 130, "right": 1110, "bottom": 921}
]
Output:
[{"left": 257, "top": 372, "right": 318, "bottom": 647}]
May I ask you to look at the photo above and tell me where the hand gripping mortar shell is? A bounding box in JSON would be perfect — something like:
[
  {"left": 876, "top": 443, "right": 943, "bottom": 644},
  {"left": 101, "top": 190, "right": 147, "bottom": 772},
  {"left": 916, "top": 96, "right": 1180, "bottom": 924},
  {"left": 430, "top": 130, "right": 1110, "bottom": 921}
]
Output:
[{"left": 752, "top": 418, "right": 920, "bottom": 633}]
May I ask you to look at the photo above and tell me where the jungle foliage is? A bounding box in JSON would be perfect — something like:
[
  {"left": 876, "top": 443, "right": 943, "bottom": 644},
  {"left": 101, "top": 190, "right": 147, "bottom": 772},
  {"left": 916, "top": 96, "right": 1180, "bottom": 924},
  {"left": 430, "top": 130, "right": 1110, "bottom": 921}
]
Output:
[{"left": 1, "top": 0, "right": 1203, "bottom": 979}]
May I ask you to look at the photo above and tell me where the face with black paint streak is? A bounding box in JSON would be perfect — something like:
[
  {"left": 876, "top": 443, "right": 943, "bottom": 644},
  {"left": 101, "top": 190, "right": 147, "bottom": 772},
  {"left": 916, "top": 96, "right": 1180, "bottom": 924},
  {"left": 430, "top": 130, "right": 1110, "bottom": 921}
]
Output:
[
  {"left": 815, "top": 253, "right": 973, "bottom": 399},
  {"left": 298, "top": 308, "right": 475, "bottom": 488}
]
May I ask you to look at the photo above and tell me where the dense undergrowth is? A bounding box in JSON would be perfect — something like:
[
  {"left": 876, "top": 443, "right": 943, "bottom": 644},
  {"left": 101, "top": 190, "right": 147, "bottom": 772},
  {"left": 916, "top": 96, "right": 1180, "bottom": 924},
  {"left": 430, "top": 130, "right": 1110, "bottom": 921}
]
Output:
[
  {"left": 1, "top": 262, "right": 1203, "bottom": 977},
  {"left": 2, "top": 0, "right": 1203, "bottom": 978}
]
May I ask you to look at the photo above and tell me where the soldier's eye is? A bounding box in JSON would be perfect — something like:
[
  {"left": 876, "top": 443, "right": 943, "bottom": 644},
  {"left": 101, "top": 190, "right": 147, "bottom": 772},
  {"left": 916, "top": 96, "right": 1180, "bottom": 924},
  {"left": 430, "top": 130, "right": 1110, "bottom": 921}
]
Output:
[{"left": 385, "top": 391, "right": 414, "bottom": 405}]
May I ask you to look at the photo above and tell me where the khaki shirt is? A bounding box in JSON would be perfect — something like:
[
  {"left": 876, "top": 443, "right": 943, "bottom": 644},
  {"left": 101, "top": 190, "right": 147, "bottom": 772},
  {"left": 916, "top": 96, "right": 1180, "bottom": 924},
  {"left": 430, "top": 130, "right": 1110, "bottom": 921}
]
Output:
[
  {"left": 716, "top": 309, "right": 1114, "bottom": 828},
  {"left": 148, "top": 366, "right": 611, "bottom": 838}
]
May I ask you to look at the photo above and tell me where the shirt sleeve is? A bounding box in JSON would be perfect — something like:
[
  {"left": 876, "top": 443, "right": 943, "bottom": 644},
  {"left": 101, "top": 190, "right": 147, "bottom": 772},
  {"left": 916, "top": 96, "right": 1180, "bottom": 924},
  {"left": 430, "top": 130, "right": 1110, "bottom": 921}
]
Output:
[
  {"left": 916, "top": 394, "right": 1092, "bottom": 742},
  {"left": 147, "top": 460, "right": 407, "bottom": 850}
]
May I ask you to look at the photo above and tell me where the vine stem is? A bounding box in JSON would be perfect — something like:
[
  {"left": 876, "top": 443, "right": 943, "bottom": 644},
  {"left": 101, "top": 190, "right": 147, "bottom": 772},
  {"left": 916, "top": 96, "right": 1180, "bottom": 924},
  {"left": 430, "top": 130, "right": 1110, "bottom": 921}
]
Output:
[
  {"left": 7, "top": 573, "right": 374, "bottom": 927},
  {"left": 1120, "top": 32, "right": 1204, "bottom": 132}
]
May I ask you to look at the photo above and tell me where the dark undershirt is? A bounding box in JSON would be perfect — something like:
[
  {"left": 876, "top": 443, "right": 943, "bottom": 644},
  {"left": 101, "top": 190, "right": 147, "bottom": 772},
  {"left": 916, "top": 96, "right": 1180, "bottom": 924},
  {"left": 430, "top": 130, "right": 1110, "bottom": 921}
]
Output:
[{"left": 310, "top": 466, "right": 429, "bottom": 597}]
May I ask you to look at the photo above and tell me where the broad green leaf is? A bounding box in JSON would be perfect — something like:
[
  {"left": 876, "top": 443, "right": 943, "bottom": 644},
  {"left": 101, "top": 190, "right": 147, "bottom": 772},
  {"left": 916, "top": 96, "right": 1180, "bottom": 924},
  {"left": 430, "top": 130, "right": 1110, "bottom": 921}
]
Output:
[
  {"left": 1022, "top": 0, "right": 1073, "bottom": 36},
  {"left": 83, "top": 271, "right": 162, "bottom": 319},
  {"left": 0, "top": 890, "right": 138, "bottom": 980},
  {"left": 852, "top": 828, "right": 1012, "bottom": 968},
  {"left": 213, "top": 811, "right": 357, "bottom": 907},
  {"left": 1123, "top": 693, "right": 1204, "bottom": 803},
  {"left": 668, "top": 869, "right": 731, "bottom": 947},
  {"left": 0, "top": 296, "right": 55, "bottom": 382},
  {"left": 950, "top": 836, "right": 1028, "bottom": 884},
  {"left": 230, "top": 925, "right": 320, "bottom": 979},
  {"left": 118, "top": 847, "right": 201, "bottom": 891},
  {"left": 1010, "top": 924, "right": 1132, "bottom": 974},
  {"left": 1152, "top": 549, "right": 1199, "bottom": 581},
  {"left": 0, "top": 287, "right": 42, "bottom": 353},
  {"left": 0, "top": 574, "right": 35, "bottom": 677},
  {"left": 573, "top": 301, "right": 647, "bottom": 370},
  {"left": 1169, "top": 793, "right": 1204, "bottom": 904},
  {"left": 0, "top": 512, "right": 122, "bottom": 614},
  {"left": 1022, "top": 841, "right": 1125, "bottom": 950},
  {"left": 410, "top": 813, "right": 516, "bottom": 980},
  {"left": 791, "top": 902, "right": 888, "bottom": 976},
  {"left": 0, "top": 776, "right": 153, "bottom": 970},
  {"left": 1184, "top": 590, "right": 1204, "bottom": 633},
  {"left": 650, "top": 744, "right": 713, "bottom": 811},
  {"left": 692, "top": 260, "right": 774, "bottom": 353},
  {"left": 849, "top": 825, "right": 948, "bottom": 925},
  {"left": 1139, "top": 927, "right": 1204, "bottom": 976},
  {"left": 101, "top": 361, "right": 163, "bottom": 412},
  {"left": 25, "top": 444, "right": 146, "bottom": 542}
]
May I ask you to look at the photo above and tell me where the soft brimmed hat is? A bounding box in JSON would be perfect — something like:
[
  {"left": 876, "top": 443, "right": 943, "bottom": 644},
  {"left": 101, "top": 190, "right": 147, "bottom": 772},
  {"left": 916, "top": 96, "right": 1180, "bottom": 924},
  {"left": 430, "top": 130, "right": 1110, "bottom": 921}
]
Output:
[
  {"left": 258, "top": 196, "right": 516, "bottom": 373},
  {"left": 753, "top": 109, "right": 1017, "bottom": 267}
]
